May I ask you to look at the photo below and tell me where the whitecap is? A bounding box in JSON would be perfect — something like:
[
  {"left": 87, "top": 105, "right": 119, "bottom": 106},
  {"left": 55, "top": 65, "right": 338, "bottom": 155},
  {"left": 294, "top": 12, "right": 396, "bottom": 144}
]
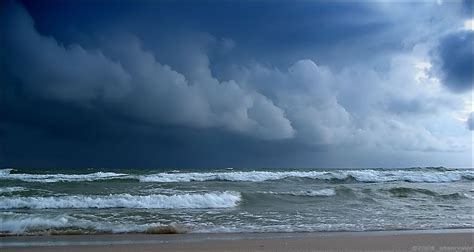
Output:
[
  {"left": 0, "top": 191, "right": 241, "bottom": 209},
  {"left": 0, "top": 187, "right": 27, "bottom": 194},
  {"left": 0, "top": 212, "right": 181, "bottom": 234},
  {"left": 0, "top": 170, "right": 130, "bottom": 183},
  {"left": 263, "top": 188, "right": 336, "bottom": 197},
  {"left": 289, "top": 189, "right": 336, "bottom": 197},
  {"left": 138, "top": 169, "right": 474, "bottom": 183},
  {"left": 138, "top": 171, "right": 333, "bottom": 183},
  {"left": 2, "top": 168, "right": 472, "bottom": 184}
]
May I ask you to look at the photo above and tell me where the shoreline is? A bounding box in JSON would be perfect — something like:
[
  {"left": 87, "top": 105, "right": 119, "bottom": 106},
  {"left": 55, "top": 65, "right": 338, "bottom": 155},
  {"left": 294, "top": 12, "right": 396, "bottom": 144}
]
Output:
[{"left": 2, "top": 229, "right": 473, "bottom": 251}]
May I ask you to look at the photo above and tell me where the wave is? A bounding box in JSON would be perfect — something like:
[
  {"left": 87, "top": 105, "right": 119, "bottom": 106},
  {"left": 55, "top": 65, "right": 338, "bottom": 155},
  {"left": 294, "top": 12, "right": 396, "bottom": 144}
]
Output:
[
  {"left": 0, "top": 169, "right": 129, "bottom": 183},
  {"left": 0, "top": 187, "right": 27, "bottom": 194},
  {"left": 139, "top": 169, "right": 474, "bottom": 183},
  {"left": 1, "top": 212, "right": 78, "bottom": 234},
  {"left": 262, "top": 188, "right": 336, "bottom": 197},
  {"left": 138, "top": 171, "right": 351, "bottom": 182},
  {"left": 387, "top": 187, "right": 468, "bottom": 199},
  {"left": 0, "top": 192, "right": 241, "bottom": 209},
  {"left": 0, "top": 168, "right": 14, "bottom": 175},
  {"left": 0, "top": 212, "right": 187, "bottom": 235},
  {"left": 1, "top": 168, "right": 472, "bottom": 184}
]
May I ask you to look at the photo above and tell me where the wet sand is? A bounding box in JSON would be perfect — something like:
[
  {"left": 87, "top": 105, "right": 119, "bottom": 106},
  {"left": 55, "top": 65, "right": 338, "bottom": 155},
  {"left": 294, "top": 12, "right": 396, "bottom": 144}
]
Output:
[{"left": 1, "top": 229, "right": 473, "bottom": 252}]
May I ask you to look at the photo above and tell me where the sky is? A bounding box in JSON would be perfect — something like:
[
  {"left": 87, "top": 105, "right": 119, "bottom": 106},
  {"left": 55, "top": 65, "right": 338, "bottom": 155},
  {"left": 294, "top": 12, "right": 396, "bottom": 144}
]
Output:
[{"left": 0, "top": 0, "right": 472, "bottom": 169}]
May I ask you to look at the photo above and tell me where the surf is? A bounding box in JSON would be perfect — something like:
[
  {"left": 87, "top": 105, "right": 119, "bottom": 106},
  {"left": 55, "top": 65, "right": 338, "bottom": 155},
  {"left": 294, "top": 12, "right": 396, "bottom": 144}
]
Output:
[{"left": 0, "top": 191, "right": 241, "bottom": 209}]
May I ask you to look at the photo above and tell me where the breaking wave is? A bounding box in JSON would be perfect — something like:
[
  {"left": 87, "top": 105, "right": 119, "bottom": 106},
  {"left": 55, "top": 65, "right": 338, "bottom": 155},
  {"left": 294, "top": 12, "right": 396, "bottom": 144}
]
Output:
[
  {"left": 0, "top": 192, "right": 241, "bottom": 209},
  {"left": 1, "top": 168, "right": 472, "bottom": 184},
  {"left": 263, "top": 188, "right": 336, "bottom": 197},
  {"left": 0, "top": 187, "right": 27, "bottom": 194},
  {"left": 387, "top": 187, "right": 468, "bottom": 199},
  {"left": 0, "top": 212, "right": 187, "bottom": 235},
  {"left": 0, "top": 169, "right": 129, "bottom": 183},
  {"left": 139, "top": 169, "right": 474, "bottom": 183}
]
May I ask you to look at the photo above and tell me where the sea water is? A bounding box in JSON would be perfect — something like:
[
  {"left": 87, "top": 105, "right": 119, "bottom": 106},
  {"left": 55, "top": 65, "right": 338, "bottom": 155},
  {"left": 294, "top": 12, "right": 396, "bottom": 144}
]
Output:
[{"left": 0, "top": 167, "right": 472, "bottom": 235}]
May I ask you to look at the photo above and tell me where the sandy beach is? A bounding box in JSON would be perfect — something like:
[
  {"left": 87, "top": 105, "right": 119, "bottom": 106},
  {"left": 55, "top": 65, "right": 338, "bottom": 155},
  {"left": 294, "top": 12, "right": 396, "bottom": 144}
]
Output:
[{"left": 1, "top": 229, "right": 472, "bottom": 252}]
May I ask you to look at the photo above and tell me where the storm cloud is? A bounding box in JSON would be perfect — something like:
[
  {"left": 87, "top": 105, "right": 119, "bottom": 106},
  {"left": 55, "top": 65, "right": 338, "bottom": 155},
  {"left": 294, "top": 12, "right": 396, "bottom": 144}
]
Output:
[
  {"left": 1, "top": 3, "right": 294, "bottom": 140},
  {"left": 0, "top": 1, "right": 472, "bottom": 168},
  {"left": 435, "top": 31, "right": 473, "bottom": 92},
  {"left": 468, "top": 113, "right": 474, "bottom": 131}
]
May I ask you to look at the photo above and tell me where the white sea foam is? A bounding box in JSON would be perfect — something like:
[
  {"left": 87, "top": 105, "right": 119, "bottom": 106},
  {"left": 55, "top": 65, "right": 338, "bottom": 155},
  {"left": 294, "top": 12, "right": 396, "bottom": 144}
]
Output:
[
  {"left": 1, "top": 168, "right": 472, "bottom": 184},
  {"left": 263, "top": 188, "right": 336, "bottom": 197},
  {"left": 0, "top": 169, "right": 129, "bottom": 183},
  {"left": 138, "top": 171, "right": 335, "bottom": 182},
  {"left": 0, "top": 212, "right": 78, "bottom": 233},
  {"left": 0, "top": 212, "right": 171, "bottom": 234},
  {"left": 289, "top": 189, "right": 336, "bottom": 197},
  {"left": 463, "top": 193, "right": 473, "bottom": 199},
  {"left": 0, "top": 168, "right": 14, "bottom": 175},
  {"left": 343, "top": 170, "right": 472, "bottom": 183},
  {"left": 139, "top": 169, "right": 474, "bottom": 183},
  {"left": 0, "top": 187, "right": 27, "bottom": 194},
  {"left": 0, "top": 192, "right": 241, "bottom": 209}
]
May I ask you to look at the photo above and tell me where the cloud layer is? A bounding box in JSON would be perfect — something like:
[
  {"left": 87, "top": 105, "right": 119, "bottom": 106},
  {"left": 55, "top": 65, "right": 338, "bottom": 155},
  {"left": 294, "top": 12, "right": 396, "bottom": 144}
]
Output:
[
  {"left": 0, "top": 1, "right": 472, "bottom": 167},
  {"left": 468, "top": 113, "right": 474, "bottom": 131},
  {"left": 435, "top": 31, "right": 473, "bottom": 92},
  {"left": 1, "top": 3, "right": 294, "bottom": 141}
]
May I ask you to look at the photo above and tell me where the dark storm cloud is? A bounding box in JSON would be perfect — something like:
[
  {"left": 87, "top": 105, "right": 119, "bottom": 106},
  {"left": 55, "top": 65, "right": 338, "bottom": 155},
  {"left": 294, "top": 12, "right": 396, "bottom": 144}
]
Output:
[
  {"left": 0, "top": 1, "right": 471, "bottom": 168},
  {"left": 20, "top": 0, "right": 391, "bottom": 69},
  {"left": 463, "top": 0, "right": 473, "bottom": 17},
  {"left": 468, "top": 113, "right": 474, "bottom": 131},
  {"left": 0, "top": 96, "right": 326, "bottom": 168},
  {"left": 1, "top": 2, "right": 295, "bottom": 141},
  {"left": 435, "top": 31, "right": 473, "bottom": 92}
]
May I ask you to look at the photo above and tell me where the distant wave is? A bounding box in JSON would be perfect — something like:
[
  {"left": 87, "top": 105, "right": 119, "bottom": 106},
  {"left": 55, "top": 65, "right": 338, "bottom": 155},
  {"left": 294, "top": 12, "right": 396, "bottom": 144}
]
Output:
[
  {"left": 0, "top": 192, "right": 241, "bottom": 209},
  {"left": 138, "top": 169, "right": 474, "bottom": 183},
  {"left": 0, "top": 168, "right": 13, "bottom": 175},
  {"left": 1, "top": 168, "right": 472, "bottom": 183},
  {"left": 262, "top": 188, "right": 336, "bottom": 197},
  {"left": 0, "top": 169, "right": 129, "bottom": 183},
  {"left": 0, "top": 186, "right": 27, "bottom": 194}
]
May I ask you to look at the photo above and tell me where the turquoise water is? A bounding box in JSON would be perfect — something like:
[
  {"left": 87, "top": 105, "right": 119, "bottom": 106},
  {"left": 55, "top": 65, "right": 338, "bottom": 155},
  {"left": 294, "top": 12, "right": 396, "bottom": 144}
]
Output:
[{"left": 1, "top": 167, "right": 473, "bottom": 235}]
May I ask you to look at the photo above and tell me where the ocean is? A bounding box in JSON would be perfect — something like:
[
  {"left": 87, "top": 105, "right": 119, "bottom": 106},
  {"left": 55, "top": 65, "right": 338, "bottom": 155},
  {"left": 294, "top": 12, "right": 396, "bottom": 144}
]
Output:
[{"left": 1, "top": 167, "right": 473, "bottom": 235}]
